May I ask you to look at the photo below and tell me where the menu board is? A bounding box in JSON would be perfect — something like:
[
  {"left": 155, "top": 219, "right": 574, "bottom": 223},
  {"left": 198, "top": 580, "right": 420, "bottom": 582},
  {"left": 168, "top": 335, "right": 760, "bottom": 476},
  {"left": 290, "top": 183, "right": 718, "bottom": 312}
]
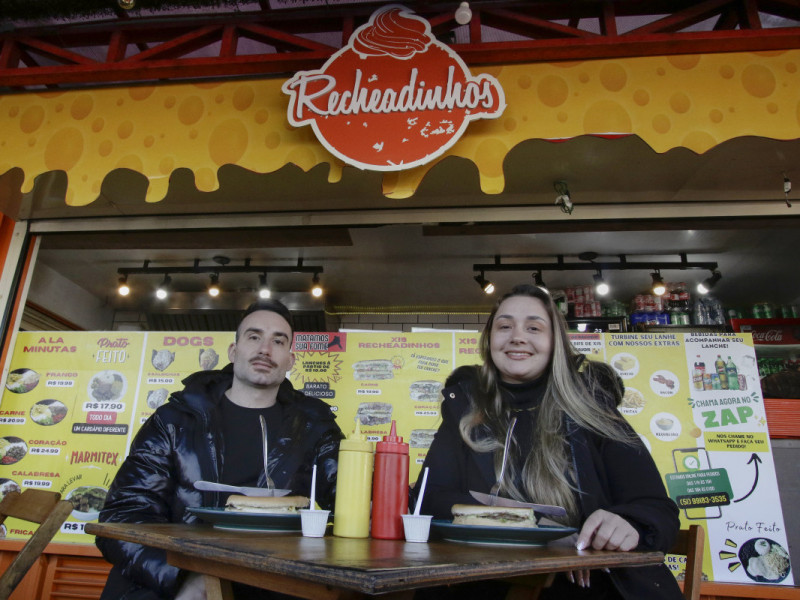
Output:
[
  {"left": 291, "top": 332, "right": 452, "bottom": 474},
  {"left": 0, "top": 330, "right": 793, "bottom": 587}
]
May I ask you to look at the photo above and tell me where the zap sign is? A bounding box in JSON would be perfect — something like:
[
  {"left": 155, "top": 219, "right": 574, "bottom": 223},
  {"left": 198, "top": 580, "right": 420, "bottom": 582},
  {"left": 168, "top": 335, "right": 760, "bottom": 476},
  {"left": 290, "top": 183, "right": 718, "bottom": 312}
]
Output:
[{"left": 282, "top": 5, "right": 505, "bottom": 171}]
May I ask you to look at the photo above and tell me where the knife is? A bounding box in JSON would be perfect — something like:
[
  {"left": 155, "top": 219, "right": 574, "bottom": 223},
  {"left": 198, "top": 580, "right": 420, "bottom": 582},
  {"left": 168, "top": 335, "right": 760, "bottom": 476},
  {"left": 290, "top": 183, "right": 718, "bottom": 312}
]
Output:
[
  {"left": 194, "top": 480, "right": 291, "bottom": 497},
  {"left": 469, "top": 490, "right": 567, "bottom": 517}
]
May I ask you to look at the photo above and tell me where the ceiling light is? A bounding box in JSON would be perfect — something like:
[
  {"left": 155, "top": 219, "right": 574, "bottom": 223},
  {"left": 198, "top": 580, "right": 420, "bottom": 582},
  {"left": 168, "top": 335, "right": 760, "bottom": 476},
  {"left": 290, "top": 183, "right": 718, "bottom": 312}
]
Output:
[
  {"left": 311, "top": 273, "right": 323, "bottom": 298},
  {"left": 208, "top": 274, "right": 220, "bottom": 297},
  {"left": 455, "top": 2, "right": 472, "bottom": 25},
  {"left": 474, "top": 273, "right": 495, "bottom": 294},
  {"left": 258, "top": 273, "right": 271, "bottom": 299},
  {"left": 155, "top": 274, "right": 171, "bottom": 300},
  {"left": 651, "top": 271, "right": 666, "bottom": 296},
  {"left": 697, "top": 271, "right": 722, "bottom": 295},
  {"left": 533, "top": 271, "right": 549, "bottom": 293},
  {"left": 593, "top": 271, "right": 610, "bottom": 296},
  {"left": 117, "top": 275, "right": 130, "bottom": 297}
]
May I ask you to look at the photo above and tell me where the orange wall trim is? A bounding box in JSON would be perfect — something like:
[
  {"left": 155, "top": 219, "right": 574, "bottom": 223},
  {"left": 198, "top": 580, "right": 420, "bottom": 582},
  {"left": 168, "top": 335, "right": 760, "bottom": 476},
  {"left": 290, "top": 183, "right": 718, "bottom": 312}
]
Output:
[
  {"left": 696, "top": 581, "right": 800, "bottom": 599},
  {"left": 0, "top": 216, "right": 15, "bottom": 272},
  {"left": 765, "top": 398, "right": 800, "bottom": 439}
]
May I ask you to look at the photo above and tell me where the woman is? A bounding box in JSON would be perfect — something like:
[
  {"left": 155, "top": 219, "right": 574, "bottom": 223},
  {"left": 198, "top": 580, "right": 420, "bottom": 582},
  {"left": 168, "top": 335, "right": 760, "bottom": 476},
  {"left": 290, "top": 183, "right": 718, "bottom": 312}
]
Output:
[{"left": 414, "top": 284, "right": 682, "bottom": 599}]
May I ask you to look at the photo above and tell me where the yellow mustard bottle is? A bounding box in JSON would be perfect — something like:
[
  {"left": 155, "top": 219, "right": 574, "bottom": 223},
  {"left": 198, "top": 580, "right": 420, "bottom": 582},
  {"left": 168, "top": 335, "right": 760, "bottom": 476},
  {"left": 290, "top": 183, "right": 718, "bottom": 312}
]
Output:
[{"left": 333, "top": 419, "right": 375, "bottom": 538}]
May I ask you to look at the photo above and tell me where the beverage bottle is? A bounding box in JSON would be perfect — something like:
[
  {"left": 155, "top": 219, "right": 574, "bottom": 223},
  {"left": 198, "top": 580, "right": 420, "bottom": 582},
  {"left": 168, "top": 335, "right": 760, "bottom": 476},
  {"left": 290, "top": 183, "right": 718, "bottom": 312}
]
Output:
[
  {"left": 715, "top": 354, "right": 728, "bottom": 389},
  {"left": 715, "top": 354, "right": 725, "bottom": 375},
  {"left": 370, "top": 420, "right": 409, "bottom": 540},
  {"left": 726, "top": 356, "right": 739, "bottom": 391},
  {"left": 333, "top": 419, "right": 375, "bottom": 538},
  {"left": 694, "top": 300, "right": 708, "bottom": 325},
  {"left": 692, "top": 357, "right": 704, "bottom": 391}
]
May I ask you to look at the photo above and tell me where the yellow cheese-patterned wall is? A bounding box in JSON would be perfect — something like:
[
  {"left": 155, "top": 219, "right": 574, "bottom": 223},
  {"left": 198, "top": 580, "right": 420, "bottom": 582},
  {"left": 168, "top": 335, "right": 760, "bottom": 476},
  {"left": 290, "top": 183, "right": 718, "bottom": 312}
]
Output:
[{"left": 1, "top": 50, "right": 799, "bottom": 204}]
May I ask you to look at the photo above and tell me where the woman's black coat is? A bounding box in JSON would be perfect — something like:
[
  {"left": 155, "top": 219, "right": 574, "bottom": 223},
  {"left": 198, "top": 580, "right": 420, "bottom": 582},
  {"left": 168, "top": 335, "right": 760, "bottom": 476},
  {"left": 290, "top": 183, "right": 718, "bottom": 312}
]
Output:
[{"left": 414, "top": 365, "right": 683, "bottom": 600}]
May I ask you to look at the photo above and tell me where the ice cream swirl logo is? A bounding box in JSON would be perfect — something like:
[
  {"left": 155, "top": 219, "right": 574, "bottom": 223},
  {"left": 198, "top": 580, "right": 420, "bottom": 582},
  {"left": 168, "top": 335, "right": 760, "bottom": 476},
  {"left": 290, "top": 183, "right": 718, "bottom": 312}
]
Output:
[{"left": 282, "top": 5, "right": 505, "bottom": 171}]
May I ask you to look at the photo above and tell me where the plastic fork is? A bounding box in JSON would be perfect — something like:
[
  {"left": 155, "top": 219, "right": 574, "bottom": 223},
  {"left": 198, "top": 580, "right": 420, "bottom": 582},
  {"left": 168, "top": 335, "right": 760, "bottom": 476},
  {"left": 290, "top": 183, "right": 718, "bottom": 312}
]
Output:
[
  {"left": 488, "top": 416, "right": 517, "bottom": 505},
  {"left": 259, "top": 415, "right": 275, "bottom": 491}
]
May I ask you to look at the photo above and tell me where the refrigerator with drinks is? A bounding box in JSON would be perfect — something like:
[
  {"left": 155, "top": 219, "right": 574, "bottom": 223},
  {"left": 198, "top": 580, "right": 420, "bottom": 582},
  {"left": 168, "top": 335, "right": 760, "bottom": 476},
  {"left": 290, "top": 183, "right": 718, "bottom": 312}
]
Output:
[{"left": 730, "top": 317, "right": 800, "bottom": 438}]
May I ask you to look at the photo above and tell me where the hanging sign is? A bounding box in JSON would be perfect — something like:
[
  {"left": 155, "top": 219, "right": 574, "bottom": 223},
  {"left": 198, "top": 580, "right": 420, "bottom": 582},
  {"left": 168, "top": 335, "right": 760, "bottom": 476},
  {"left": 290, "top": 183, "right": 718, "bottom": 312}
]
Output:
[{"left": 282, "top": 4, "right": 505, "bottom": 171}]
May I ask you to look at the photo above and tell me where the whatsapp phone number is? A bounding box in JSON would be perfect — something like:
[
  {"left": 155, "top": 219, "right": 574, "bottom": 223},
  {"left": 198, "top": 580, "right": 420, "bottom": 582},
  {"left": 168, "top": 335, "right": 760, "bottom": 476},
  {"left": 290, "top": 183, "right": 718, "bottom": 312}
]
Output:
[{"left": 676, "top": 492, "right": 730, "bottom": 508}]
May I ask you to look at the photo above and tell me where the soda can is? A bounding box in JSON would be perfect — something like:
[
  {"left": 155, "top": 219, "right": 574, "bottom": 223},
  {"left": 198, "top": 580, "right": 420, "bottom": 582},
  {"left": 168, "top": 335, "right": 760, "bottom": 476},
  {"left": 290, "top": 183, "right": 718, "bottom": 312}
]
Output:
[
  {"left": 575, "top": 302, "right": 585, "bottom": 318},
  {"left": 752, "top": 304, "right": 763, "bottom": 319},
  {"left": 592, "top": 301, "right": 601, "bottom": 317},
  {"left": 566, "top": 287, "right": 576, "bottom": 303},
  {"left": 680, "top": 313, "right": 691, "bottom": 326},
  {"left": 762, "top": 303, "right": 775, "bottom": 319}
]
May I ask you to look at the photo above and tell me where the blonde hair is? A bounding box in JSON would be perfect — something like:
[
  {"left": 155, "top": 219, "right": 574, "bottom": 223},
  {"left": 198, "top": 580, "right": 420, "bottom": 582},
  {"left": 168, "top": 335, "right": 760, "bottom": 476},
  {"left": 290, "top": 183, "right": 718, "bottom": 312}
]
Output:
[{"left": 458, "top": 284, "right": 635, "bottom": 524}]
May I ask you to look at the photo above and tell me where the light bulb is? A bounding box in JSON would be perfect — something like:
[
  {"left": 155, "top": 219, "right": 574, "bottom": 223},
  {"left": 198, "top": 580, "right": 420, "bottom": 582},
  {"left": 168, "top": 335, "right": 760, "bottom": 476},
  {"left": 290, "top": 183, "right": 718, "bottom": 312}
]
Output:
[{"left": 455, "top": 2, "right": 472, "bottom": 25}]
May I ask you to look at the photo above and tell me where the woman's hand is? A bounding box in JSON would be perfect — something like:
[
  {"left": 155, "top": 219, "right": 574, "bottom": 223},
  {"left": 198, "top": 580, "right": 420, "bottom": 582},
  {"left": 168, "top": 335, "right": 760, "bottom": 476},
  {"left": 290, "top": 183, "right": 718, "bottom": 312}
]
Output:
[{"left": 576, "top": 508, "right": 639, "bottom": 551}]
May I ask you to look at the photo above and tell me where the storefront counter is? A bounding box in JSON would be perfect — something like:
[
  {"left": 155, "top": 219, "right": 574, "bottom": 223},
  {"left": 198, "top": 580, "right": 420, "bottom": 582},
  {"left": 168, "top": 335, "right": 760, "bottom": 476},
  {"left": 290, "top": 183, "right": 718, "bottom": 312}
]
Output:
[{"left": 0, "top": 540, "right": 110, "bottom": 600}]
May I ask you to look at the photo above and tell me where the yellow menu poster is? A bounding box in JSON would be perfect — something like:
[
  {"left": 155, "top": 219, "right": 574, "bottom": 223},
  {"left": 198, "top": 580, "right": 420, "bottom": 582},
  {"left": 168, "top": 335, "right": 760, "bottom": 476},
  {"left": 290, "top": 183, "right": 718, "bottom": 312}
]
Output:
[
  {"left": 131, "top": 332, "right": 233, "bottom": 439},
  {"left": 290, "top": 331, "right": 453, "bottom": 482},
  {"left": 0, "top": 332, "right": 144, "bottom": 541}
]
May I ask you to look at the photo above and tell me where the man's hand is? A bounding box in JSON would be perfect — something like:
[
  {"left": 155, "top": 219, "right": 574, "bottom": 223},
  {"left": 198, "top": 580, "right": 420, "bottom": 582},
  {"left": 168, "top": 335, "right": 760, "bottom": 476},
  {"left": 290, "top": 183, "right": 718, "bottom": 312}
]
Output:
[
  {"left": 175, "top": 572, "right": 207, "bottom": 600},
  {"left": 576, "top": 509, "right": 639, "bottom": 551}
]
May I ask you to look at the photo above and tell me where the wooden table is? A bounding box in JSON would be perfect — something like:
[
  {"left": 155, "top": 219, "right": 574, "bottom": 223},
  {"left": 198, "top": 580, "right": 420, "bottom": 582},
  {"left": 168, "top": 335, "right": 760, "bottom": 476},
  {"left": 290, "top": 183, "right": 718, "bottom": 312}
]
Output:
[{"left": 86, "top": 522, "right": 664, "bottom": 600}]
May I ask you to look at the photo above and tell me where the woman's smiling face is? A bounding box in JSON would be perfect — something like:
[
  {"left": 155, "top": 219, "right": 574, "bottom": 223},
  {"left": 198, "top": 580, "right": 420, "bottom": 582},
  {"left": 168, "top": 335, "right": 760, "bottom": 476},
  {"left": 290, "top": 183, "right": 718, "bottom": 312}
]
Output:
[{"left": 489, "top": 295, "right": 554, "bottom": 384}]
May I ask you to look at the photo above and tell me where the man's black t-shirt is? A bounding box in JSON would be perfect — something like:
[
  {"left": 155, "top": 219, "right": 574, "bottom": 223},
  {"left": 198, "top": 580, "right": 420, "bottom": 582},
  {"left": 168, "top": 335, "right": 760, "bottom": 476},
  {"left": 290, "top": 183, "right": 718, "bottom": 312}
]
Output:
[{"left": 219, "top": 394, "right": 283, "bottom": 488}]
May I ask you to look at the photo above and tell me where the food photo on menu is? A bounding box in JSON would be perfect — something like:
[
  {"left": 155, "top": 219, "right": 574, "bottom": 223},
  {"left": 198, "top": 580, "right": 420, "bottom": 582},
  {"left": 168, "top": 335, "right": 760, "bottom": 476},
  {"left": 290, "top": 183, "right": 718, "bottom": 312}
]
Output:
[
  {"left": 5, "top": 368, "right": 40, "bottom": 394},
  {"left": 67, "top": 485, "right": 109, "bottom": 521},
  {"left": 88, "top": 370, "right": 127, "bottom": 402},
  {"left": 0, "top": 437, "right": 27, "bottom": 465},
  {"left": 30, "top": 399, "right": 69, "bottom": 426}
]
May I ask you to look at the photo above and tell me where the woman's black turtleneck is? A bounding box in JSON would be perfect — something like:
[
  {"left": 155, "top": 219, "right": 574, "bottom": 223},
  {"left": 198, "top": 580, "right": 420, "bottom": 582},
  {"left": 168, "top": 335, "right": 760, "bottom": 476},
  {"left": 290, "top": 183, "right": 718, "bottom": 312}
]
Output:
[{"left": 499, "top": 374, "right": 548, "bottom": 495}]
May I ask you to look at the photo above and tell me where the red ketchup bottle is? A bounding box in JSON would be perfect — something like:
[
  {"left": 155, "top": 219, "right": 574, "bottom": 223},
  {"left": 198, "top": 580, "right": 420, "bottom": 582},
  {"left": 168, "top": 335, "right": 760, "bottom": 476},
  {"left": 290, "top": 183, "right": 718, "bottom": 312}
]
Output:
[{"left": 370, "top": 420, "right": 409, "bottom": 539}]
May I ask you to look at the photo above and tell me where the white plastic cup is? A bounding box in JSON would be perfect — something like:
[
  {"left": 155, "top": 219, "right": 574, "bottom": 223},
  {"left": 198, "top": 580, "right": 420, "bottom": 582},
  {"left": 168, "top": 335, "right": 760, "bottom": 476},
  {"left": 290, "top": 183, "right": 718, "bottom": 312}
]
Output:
[
  {"left": 401, "top": 514, "right": 433, "bottom": 543},
  {"left": 299, "top": 509, "right": 330, "bottom": 538}
]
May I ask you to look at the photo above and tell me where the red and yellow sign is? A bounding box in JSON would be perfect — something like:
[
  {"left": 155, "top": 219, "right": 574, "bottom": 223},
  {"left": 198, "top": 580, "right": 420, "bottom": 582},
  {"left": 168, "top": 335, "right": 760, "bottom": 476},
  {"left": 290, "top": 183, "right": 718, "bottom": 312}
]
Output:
[{"left": 282, "top": 5, "right": 505, "bottom": 171}]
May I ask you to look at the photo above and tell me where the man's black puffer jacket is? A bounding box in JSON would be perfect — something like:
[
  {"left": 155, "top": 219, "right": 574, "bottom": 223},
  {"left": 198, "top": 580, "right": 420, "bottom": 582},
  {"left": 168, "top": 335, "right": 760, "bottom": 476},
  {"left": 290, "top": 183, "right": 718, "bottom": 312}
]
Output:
[{"left": 96, "top": 364, "right": 343, "bottom": 599}]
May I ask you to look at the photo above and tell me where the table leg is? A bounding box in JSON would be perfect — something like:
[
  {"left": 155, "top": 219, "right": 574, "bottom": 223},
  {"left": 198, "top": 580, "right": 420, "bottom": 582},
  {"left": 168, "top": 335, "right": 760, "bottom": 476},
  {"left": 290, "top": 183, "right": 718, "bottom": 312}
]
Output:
[
  {"left": 203, "top": 575, "right": 234, "bottom": 600},
  {"left": 503, "top": 572, "right": 556, "bottom": 600}
]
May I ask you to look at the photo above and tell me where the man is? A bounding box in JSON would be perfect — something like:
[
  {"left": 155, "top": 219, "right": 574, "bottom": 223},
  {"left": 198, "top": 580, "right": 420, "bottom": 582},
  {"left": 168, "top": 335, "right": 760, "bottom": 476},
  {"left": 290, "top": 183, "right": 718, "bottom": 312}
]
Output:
[{"left": 97, "top": 299, "right": 344, "bottom": 599}]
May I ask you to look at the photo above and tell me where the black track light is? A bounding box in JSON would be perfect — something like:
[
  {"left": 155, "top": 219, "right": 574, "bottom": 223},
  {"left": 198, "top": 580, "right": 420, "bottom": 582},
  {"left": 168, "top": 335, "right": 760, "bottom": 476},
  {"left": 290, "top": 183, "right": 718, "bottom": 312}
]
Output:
[
  {"left": 474, "top": 273, "right": 495, "bottom": 294},
  {"left": 311, "top": 273, "right": 323, "bottom": 298},
  {"left": 208, "top": 273, "right": 220, "bottom": 297},
  {"left": 118, "top": 275, "right": 130, "bottom": 297},
  {"left": 697, "top": 271, "right": 722, "bottom": 295},
  {"left": 594, "top": 271, "right": 610, "bottom": 296},
  {"left": 155, "top": 274, "right": 171, "bottom": 300},
  {"left": 651, "top": 271, "right": 666, "bottom": 296}
]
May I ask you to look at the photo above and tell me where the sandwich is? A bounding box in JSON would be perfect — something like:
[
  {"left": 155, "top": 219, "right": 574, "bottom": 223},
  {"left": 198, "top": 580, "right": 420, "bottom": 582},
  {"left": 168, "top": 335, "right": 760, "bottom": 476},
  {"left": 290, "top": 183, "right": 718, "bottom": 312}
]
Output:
[
  {"left": 409, "top": 380, "right": 444, "bottom": 402},
  {"left": 352, "top": 359, "right": 394, "bottom": 380},
  {"left": 451, "top": 504, "right": 537, "bottom": 528},
  {"left": 409, "top": 429, "right": 436, "bottom": 448},
  {"left": 356, "top": 401, "right": 393, "bottom": 426},
  {"left": 225, "top": 495, "right": 309, "bottom": 514}
]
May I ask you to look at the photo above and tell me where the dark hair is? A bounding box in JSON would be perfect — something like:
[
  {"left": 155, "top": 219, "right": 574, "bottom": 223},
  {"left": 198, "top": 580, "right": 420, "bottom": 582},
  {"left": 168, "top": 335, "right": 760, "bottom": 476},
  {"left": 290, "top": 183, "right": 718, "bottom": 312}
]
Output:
[{"left": 236, "top": 298, "right": 294, "bottom": 341}]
